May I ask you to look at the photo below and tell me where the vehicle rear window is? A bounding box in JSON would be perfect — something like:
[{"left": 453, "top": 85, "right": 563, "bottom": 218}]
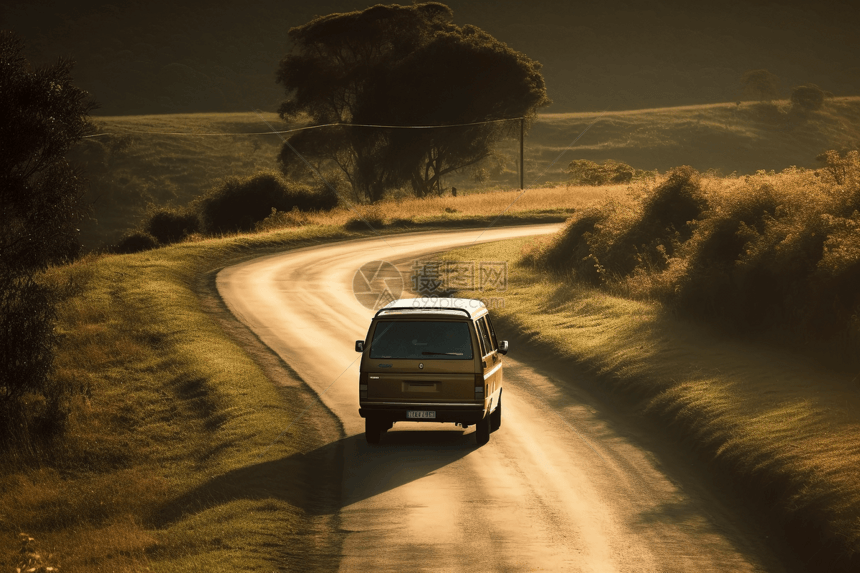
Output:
[{"left": 370, "top": 320, "right": 473, "bottom": 360}]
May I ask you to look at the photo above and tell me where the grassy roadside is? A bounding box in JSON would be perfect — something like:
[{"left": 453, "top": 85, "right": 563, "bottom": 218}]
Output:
[
  {"left": 0, "top": 207, "right": 572, "bottom": 571},
  {"left": 441, "top": 237, "right": 860, "bottom": 571},
  {"left": 0, "top": 225, "right": 360, "bottom": 572}
]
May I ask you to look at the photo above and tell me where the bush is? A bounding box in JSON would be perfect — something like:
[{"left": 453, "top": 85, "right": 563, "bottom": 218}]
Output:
[
  {"left": 539, "top": 167, "right": 707, "bottom": 282},
  {"left": 817, "top": 149, "right": 860, "bottom": 185},
  {"left": 144, "top": 208, "right": 199, "bottom": 244},
  {"left": 791, "top": 83, "right": 826, "bottom": 112},
  {"left": 196, "top": 171, "right": 338, "bottom": 234},
  {"left": 111, "top": 231, "right": 159, "bottom": 254},
  {"left": 0, "top": 273, "right": 70, "bottom": 445},
  {"left": 568, "top": 159, "right": 635, "bottom": 186},
  {"left": 535, "top": 208, "right": 606, "bottom": 284},
  {"left": 0, "top": 274, "right": 57, "bottom": 410},
  {"left": 537, "top": 159, "right": 860, "bottom": 349},
  {"left": 595, "top": 166, "right": 706, "bottom": 278}
]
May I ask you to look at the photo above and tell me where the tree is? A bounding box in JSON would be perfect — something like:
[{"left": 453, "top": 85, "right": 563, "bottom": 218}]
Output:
[
  {"left": 791, "top": 83, "right": 826, "bottom": 112},
  {"left": 1, "top": 32, "right": 95, "bottom": 271},
  {"left": 354, "top": 27, "right": 550, "bottom": 197},
  {"left": 741, "top": 69, "right": 780, "bottom": 102},
  {"left": 0, "top": 31, "right": 94, "bottom": 425},
  {"left": 276, "top": 3, "right": 455, "bottom": 202},
  {"left": 275, "top": 3, "right": 549, "bottom": 202}
]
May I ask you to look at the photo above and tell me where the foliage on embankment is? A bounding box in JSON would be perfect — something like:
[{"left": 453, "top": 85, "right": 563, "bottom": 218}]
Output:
[{"left": 528, "top": 152, "right": 860, "bottom": 361}]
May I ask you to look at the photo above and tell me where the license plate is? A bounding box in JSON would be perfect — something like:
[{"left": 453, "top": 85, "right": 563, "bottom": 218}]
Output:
[{"left": 407, "top": 410, "right": 436, "bottom": 419}]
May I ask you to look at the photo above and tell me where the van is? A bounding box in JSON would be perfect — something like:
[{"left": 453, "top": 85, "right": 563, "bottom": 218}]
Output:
[{"left": 355, "top": 297, "right": 508, "bottom": 445}]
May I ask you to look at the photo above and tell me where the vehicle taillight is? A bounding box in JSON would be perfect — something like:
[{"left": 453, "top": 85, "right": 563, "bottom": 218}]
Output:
[{"left": 474, "top": 373, "right": 484, "bottom": 401}]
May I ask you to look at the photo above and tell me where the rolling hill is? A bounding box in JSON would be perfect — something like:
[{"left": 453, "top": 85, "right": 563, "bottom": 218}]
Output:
[{"left": 74, "top": 97, "right": 860, "bottom": 249}]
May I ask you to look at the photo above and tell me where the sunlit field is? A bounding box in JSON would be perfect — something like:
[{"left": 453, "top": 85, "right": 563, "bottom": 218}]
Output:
[
  {"left": 77, "top": 98, "right": 860, "bottom": 249},
  {"left": 258, "top": 185, "right": 627, "bottom": 230}
]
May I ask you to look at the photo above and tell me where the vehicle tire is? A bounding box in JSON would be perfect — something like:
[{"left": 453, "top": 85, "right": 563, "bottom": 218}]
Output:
[
  {"left": 476, "top": 415, "right": 491, "bottom": 446},
  {"left": 490, "top": 398, "right": 502, "bottom": 432},
  {"left": 365, "top": 418, "right": 381, "bottom": 444}
]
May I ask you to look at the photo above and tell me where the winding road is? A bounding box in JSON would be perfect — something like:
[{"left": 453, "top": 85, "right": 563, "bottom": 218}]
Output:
[{"left": 217, "top": 226, "right": 792, "bottom": 572}]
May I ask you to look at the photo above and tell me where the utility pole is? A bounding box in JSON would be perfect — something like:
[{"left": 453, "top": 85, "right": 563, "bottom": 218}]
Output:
[{"left": 519, "top": 118, "right": 525, "bottom": 190}]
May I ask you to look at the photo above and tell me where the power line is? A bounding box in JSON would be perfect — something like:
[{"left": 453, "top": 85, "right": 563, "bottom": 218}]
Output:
[{"left": 83, "top": 116, "right": 525, "bottom": 139}]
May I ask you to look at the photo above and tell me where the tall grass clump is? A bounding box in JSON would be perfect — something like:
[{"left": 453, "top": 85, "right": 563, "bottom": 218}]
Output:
[
  {"left": 196, "top": 171, "right": 338, "bottom": 234},
  {"left": 538, "top": 166, "right": 706, "bottom": 283},
  {"left": 533, "top": 153, "right": 860, "bottom": 358}
]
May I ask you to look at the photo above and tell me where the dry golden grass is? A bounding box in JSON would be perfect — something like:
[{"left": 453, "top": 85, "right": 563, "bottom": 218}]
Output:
[
  {"left": 0, "top": 226, "right": 357, "bottom": 572},
  {"left": 443, "top": 237, "right": 860, "bottom": 570},
  {"left": 259, "top": 185, "right": 628, "bottom": 231}
]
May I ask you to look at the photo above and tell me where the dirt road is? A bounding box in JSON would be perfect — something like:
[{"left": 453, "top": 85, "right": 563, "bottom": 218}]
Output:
[{"left": 217, "top": 226, "right": 793, "bottom": 572}]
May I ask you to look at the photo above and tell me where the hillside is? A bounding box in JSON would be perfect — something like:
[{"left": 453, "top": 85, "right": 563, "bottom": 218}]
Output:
[
  {"left": 74, "top": 98, "right": 860, "bottom": 249},
  {"left": 2, "top": 0, "right": 859, "bottom": 115}
]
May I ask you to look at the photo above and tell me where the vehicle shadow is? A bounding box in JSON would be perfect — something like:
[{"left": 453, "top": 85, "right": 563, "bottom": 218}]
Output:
[{"left": 154, "top": 427, "right": 476, "bottom": 527}]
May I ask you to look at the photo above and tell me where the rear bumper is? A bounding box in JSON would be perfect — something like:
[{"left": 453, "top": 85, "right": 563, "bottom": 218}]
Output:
[{"left": 359, "top": 402, "right": 487, "bottom": 424}]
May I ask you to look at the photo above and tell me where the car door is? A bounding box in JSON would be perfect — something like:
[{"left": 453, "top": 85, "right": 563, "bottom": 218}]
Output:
[
  {"left": 485, "top": 314, "right": 502, "bottom": 392},
  {"left": 476, "top": 316, "right": 501, "bottom": 410}
]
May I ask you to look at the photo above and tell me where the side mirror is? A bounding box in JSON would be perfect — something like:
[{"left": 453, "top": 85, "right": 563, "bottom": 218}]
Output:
[
  {"left": 355, "top": 340, "right": 365, "bottom": 353},
  {"left": 498, "top": 340, "right": 508, "bottom": 355}
]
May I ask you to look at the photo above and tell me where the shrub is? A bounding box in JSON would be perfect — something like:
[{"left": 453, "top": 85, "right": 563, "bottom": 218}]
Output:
[
  {"left": 536, "top": 161, "right": 860, "bottom": 349},
  {"left": 196, "top": 171, "right": 338, "bottom": 234},
  {"left": 817, "top": 149, "right": 860, "bottom": 186},
  {"left": 791, "top": 83, "right": 826, "bottom": 112},
  {"left": 0, "top": 274, "right": 57, "bottom": 410},
  {"left": 0, "top": 273, "right": 70, "bottom": 445},
  {"left": 111, "top": 231, "right": 159, "bottom": 254},
  {"left": 536, "top": 208, "right": 606, "bottom": 284},
  {"left": 595, "top": 166, "right": 706, "bottom": 278},
  {"left": 568, "top": 159, "right": 635, "bottom": 186},
  {"left": 539, "top": 167, "right": 706, "bottom": 283},
  {"left": 144, "top": 208, "right": 199, "bottom": 244}
]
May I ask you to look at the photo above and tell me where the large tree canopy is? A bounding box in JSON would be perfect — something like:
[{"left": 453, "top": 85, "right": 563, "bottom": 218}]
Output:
[
  {"left": 275, "top": 2, "right": 549, "bottom": 202},
  {"left": 356, "top": 26, "right": 550, "bottom": 197}
]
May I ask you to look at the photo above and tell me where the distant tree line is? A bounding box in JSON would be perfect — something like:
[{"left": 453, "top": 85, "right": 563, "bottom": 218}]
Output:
[
  {"left": 741, "top": 68, "right": 832, "bottom": 111},
  {"left": 275, "top": 2, "right": 550, "bottom": 203}
]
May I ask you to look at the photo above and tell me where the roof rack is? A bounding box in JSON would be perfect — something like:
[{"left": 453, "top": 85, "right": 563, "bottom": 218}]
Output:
[{"left": 374, "top": 306, "right": 471, "bottom": 318}]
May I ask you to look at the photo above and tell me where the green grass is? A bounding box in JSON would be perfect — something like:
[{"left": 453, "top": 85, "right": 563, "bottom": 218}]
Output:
[
  {"left": 74, "top": 98, "right": 860, "bottom": 250},
  {"left": 441, "top": 236, "right": 860, "bottom": 570}
]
